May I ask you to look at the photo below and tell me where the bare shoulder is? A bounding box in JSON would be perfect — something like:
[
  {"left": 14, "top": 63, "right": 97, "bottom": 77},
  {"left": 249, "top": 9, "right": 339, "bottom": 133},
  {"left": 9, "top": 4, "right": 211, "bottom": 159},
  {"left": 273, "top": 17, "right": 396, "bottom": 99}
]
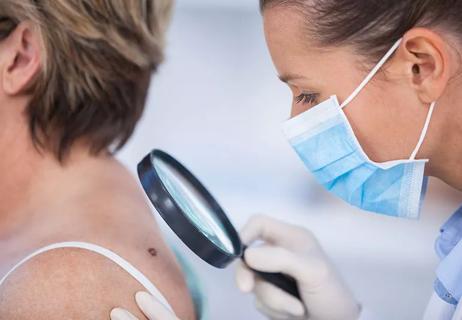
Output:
[
  {"left": 0, "top": 161, "right": 196, "bottom": 320},
  {"left": 77, "top": 161, "right": 196, "bottom": 319},
  {"left": 0, "top": 247, "right": 153, "bottom": 319}
]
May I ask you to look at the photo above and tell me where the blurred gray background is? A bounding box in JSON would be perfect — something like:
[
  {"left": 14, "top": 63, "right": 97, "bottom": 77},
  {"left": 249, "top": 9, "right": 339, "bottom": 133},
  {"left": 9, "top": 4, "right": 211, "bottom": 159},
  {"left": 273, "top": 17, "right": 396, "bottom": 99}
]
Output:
[{"left": 117, "top": 1, "right": 462, "bottom": 319}]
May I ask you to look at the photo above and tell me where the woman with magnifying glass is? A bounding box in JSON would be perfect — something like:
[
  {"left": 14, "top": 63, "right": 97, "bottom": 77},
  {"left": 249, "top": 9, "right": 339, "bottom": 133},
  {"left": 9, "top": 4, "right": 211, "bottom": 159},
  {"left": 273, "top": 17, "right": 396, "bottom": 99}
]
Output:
[{"left": 113, "top": 0, "right": 462, "bottom": 319}]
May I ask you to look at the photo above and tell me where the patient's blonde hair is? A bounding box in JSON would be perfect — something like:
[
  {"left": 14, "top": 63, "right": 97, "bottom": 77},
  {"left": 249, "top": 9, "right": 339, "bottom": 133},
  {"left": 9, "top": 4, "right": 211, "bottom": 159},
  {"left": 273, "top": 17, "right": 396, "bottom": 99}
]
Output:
[{"left": 0, "top": 0, "right": 173, "bottom": 160}]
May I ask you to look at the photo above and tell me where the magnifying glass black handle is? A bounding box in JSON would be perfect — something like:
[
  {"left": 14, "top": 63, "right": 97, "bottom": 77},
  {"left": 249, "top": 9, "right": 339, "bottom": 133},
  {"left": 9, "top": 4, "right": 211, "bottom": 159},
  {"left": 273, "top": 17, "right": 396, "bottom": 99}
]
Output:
[
  {"left": 242, "top": 246, "right": 301, "bottom": 300},
  {"left": 251, "top": 269, "right": 301, "bottom": 300}
]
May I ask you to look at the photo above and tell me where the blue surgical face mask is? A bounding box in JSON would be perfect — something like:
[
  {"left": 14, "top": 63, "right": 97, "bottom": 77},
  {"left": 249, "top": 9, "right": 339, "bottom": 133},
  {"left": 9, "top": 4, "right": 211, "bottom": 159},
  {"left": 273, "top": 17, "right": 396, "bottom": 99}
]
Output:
[{"left": 281, "top": 39, "right": 436, "bottom": 219}]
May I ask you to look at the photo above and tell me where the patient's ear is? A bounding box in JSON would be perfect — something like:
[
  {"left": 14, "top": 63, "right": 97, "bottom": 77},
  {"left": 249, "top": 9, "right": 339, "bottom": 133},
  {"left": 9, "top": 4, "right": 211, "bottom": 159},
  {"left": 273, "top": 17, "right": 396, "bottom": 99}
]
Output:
[{"left": 1, "top": 21, "right": 41, "bottom": 96}]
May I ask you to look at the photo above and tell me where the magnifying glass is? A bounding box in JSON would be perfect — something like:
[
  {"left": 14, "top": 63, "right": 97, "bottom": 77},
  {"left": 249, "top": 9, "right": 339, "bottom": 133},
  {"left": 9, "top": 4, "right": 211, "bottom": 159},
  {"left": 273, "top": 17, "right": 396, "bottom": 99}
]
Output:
[{"left": 137, "top": 149, "right": 301, "bottom": 299}]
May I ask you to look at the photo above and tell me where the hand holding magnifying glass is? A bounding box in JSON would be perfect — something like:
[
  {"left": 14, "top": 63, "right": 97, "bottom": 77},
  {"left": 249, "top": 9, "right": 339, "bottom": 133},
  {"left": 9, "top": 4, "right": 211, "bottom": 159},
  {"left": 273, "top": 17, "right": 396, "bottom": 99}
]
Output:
[
  {"left": 112, "top": 150, "right": 359, "bottom": 320},
  {"left": 136, "top": 150, "right": 301, "bottom": 300}
]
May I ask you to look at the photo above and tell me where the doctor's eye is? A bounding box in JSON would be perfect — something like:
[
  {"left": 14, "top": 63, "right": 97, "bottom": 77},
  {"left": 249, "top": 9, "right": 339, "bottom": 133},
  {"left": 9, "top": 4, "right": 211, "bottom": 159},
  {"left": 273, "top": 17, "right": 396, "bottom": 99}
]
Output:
[{"left": 295, "top": 93, "right": 319, "bottom": 105}]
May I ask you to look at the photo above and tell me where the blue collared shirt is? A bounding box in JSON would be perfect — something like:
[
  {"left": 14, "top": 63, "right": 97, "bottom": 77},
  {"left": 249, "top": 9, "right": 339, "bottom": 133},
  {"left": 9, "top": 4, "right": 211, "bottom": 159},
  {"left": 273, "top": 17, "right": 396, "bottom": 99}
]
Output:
[{"left": 434, "top": 206, "right": 462, "bottom": 305}]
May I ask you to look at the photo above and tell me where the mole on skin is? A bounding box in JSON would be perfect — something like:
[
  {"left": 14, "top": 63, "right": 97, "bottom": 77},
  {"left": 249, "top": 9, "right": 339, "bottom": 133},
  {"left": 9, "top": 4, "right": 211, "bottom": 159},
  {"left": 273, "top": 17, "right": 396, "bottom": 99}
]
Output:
[{"left": 148, "top": 248, "right": 158, "bottom": 257}]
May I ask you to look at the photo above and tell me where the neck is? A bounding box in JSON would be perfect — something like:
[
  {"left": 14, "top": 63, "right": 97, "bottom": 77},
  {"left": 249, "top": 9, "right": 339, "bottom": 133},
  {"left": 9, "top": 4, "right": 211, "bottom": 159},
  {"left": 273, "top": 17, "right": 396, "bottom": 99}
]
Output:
[
  {"left": 0, "top": 114, "right": 99, "bottom": 239},
  {"left": 428, "top": 79, "right": 462, "bottom": 191},
  {"left": 0, "top": 122, "right": 58, "bottom": 239}
]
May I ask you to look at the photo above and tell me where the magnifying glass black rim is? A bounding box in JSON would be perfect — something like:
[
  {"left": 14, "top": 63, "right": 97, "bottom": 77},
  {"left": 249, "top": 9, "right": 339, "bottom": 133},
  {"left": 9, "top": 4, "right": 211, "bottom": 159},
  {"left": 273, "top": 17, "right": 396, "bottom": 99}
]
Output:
[{"left": 137, "top": 149, "right": 243, "bottom": 269}]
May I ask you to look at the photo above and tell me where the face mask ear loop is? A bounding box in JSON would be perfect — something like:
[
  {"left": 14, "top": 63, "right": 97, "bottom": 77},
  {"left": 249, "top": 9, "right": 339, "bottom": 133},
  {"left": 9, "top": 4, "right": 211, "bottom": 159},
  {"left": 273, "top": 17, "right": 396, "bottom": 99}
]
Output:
[
  {"left": 409, "top": 101, "right": 437, "bottom": 160},
  {"left": 340, "top": 39, "right": 403, "bottom": 109}
]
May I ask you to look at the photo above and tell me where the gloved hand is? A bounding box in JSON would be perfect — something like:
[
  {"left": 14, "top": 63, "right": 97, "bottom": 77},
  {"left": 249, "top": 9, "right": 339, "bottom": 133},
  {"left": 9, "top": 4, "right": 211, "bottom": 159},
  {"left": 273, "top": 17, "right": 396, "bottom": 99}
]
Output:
[
  {"left": 110, "top": 291, "right": 180, "bottom": 320},
  {"left": 236, "top": 215, "right": 361, "bottom": 320}
]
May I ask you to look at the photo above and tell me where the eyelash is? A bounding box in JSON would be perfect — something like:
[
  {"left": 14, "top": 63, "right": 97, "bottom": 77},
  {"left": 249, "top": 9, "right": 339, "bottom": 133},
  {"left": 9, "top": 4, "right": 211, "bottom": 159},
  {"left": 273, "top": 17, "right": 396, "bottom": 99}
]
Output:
[{"left": 295, "top": 93, "right": 319, "bottom": 105}]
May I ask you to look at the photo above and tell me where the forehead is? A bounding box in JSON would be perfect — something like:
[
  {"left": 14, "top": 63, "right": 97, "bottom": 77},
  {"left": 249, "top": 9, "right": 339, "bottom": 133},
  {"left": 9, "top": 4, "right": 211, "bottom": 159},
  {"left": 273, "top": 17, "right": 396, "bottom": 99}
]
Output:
[
  {"left": 263, "top": 6, "right": 310, "bottom": 54},
  {"left": 262, "top": 7, "right": 328, "bottom": 80},
  {"left": 262, "top": 6, "right": 360, "bottom": 85}
]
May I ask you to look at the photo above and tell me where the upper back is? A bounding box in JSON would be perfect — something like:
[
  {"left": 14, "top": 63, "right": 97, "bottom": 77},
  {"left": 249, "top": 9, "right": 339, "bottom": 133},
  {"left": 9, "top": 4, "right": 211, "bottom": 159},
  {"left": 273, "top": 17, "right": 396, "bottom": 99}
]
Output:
[{"left": 0, "top": 157, "right": 196, "bottom": 319}]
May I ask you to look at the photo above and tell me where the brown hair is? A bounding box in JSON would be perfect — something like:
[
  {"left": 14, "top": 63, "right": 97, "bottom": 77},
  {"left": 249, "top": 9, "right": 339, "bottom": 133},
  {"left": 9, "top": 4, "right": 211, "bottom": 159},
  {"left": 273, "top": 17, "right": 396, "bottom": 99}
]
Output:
[
  {"left": 260, "top": 0, "right": 462, "bottom": 61},
  {"left": 0, "top": 0, "right": 173, "bottom": 160}
]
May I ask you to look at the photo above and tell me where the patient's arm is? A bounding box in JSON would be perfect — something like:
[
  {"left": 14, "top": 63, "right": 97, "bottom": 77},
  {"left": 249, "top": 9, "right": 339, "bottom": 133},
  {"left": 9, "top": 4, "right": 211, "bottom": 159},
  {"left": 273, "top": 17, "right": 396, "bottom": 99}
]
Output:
[{"left": 0, "top": 246, "right": 192, "bottom": 320}]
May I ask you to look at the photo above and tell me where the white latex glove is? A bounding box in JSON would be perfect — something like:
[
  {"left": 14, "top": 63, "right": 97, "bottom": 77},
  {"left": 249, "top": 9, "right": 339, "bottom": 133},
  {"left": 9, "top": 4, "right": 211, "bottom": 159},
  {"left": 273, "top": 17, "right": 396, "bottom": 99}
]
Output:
[
  {"left": 236, "top": 215, "right": 361, "bottom": 320},
  {"left": 110, "top": 291, "right": 180, "bottom": 320}
]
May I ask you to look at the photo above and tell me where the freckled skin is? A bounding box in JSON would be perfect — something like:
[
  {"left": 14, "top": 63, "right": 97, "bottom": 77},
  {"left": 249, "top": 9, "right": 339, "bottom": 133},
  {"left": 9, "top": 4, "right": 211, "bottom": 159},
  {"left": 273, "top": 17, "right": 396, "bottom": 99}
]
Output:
[{"left": 0, "top": 157, "right": 196, "bottom": 320}]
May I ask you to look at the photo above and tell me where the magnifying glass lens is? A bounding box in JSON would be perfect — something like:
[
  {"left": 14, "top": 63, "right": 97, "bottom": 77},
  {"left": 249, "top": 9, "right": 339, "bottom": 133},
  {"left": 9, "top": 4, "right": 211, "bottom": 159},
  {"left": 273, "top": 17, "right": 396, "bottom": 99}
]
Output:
[{"left": 153, "top": 157, "right": 235, "bottom": 255}]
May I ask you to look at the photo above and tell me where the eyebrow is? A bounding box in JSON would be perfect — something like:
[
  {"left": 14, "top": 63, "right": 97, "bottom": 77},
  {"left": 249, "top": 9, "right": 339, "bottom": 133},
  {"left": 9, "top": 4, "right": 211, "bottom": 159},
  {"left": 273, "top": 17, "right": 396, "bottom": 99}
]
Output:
[{"left": 278, "top": 73, "right": 307, "bottom": 83}]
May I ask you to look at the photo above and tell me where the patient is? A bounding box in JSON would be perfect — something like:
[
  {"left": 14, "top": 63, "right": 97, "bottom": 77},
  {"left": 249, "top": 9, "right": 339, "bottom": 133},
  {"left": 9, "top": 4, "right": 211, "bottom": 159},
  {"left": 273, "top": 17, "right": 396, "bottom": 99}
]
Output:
[{"left": 0, "top": 1, "right": 195, "bottom": 319}]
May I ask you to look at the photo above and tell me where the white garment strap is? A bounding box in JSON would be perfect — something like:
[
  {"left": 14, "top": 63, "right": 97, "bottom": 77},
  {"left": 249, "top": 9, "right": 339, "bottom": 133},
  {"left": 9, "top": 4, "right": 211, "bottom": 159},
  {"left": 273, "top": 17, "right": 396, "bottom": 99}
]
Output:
[
  {"left": 0, "top": 241, "right": 174, "bottom": 313},
  {"left": 410, "top": 101, "right": 436, "bottom": 160},
  {"left": 340, "top": 38, "right": 403, "bottom": 109}
]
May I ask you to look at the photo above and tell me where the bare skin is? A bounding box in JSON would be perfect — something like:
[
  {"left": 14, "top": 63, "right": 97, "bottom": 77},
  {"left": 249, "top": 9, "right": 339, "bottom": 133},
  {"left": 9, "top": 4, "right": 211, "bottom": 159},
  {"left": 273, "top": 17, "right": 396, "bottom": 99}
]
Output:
[
  {"left": 0, "top": 21, "right": 195, "bottom": 320},
  {"left": 0, "top": 151, "right": 196, "bottom": 320},
  {"left": 263, "top": 6, "right": 462, "bottom": 191}
]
